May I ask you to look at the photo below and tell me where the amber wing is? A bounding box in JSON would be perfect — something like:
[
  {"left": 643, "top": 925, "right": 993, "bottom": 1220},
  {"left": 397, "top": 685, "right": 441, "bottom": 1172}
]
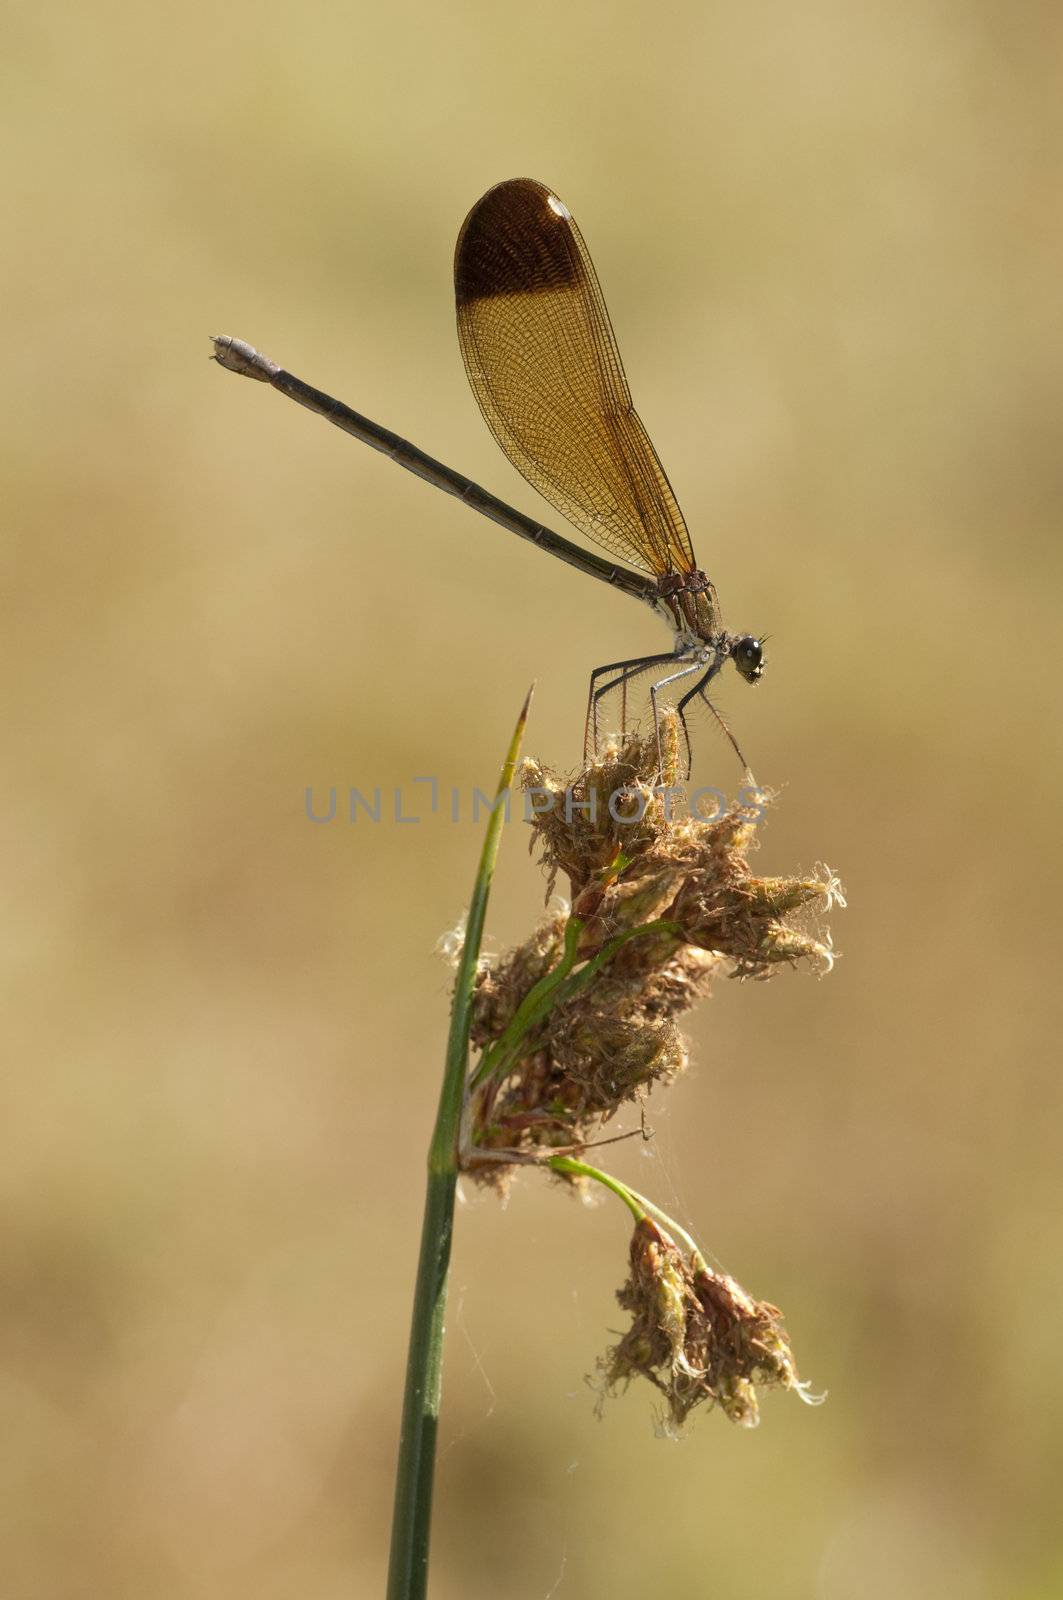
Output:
[{"left": 454, "top": 178, "right": 697, "bottom": 579}]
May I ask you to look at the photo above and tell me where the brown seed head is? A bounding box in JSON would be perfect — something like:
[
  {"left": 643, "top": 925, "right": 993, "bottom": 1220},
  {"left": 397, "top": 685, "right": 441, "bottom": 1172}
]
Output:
[
  {"left": 464, "top": 714, "right": 840, "bottom": 1182},
  {"left": 602, "top": 1217, "right": 813, "bottom": 1430}
]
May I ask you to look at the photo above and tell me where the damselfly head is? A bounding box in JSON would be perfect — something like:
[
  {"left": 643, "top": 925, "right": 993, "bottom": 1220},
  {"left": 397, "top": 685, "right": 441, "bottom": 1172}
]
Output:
[{"left": 732, "top": 636, "right": 766, "bottom": 684}]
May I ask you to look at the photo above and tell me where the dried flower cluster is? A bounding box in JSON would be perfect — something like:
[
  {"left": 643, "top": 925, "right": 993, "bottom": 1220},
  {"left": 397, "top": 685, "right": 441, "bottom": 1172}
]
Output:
[
  {"left": 602, "top": 1217, "right": 818, "bottom": 1430},
  {"left": 457, "top": 713, "right": 840, "bottom": 1428},
  {"left": 465, "top": 713, "right": 836, "bottom": 1181}
]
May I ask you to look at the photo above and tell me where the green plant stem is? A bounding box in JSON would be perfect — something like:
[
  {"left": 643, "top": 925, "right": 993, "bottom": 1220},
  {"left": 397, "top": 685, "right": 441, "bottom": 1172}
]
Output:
[
  {"left": 547, "top": 1157, "right": 706, "bottom": 1268},
  {"left": 621, "top": 1184, "right": 706, "bottom": 1269},
  {"left": 386, "top": 689, "right": 532, "bottom": 1600},
  {"left": 547, "top": 1156, "right": 646, "bottom": 1221},
  {"left": 467, "top": 915, "right": 584, "bottom": 1091},
  {"left": 470, "top": 916, "right": 682, "bottom": 1093}
]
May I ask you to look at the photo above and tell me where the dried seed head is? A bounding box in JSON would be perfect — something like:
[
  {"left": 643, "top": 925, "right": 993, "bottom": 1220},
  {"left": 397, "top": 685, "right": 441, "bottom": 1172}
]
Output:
[
  {"left": 601, "top": 1218, "right": 816, "bottom": 1430},
  {"left": 464, "top": 716, "right": 841, "bottom": 1180}
]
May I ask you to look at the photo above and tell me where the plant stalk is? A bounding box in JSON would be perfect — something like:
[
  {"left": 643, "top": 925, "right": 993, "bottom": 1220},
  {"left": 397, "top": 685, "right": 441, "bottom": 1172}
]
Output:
[{"left": 385, "top": 689, "right": 532, "bottom": 1600}]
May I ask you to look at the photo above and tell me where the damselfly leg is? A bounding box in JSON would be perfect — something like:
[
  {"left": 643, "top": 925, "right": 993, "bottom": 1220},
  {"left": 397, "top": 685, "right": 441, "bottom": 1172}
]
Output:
[
  {"left": 584, "top": 650, "right": 686, "bottom": 760},
  {"left": 675, "top": 669, "right": 755, "bottom": 785}
]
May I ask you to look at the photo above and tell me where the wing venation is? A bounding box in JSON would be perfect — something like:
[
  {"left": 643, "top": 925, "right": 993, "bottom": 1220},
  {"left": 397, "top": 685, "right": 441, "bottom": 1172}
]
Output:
[{"left": 454, "top": 178, "right": 697, "bottom": 577}]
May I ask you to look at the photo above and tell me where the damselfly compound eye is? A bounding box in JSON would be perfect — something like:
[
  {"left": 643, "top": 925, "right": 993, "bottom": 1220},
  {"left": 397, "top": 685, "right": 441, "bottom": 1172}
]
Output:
[{"left": 733, "top": 637, "right": 765, "bottom": 683}]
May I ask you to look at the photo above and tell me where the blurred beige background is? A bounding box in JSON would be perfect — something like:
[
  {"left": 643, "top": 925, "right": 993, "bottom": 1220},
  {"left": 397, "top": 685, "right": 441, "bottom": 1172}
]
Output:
[{"left": 3, "top": 1, "right": 1062, "bottom": 1595}]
